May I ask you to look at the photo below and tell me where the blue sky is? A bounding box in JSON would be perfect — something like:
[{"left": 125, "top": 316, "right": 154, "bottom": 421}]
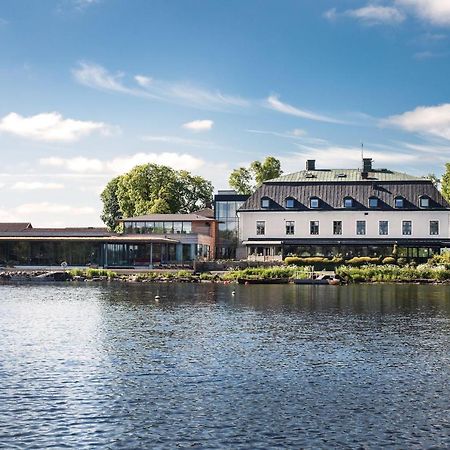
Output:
[{"left": 1, "top": 0, "right": 450, "bottom": 226}]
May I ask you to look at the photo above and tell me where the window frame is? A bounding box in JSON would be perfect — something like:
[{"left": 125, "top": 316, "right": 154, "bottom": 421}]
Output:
[
  {"left": 379, "top": 220, "right": 389, "bottom": 236},
  {"left": 402, "top": 220, "right": 412, "bottom": 236},
  {"left": 419, "top": 196, "right": 430, "bottom": 208},
  {"left": 333, "top": 220, "right": 342, "bottom": 235},
  {"left": 256, "top": 220, "right": 266, "bottom": 235},
  {"left": 394, "top": 197, "right": 404, "bottom": 209},
  {"left": 309, "top": 197, "right": 320, "bottom": 209},
  {"left": 285, "top": 198, "right": 295, "bottom": 209},
  {"left": 356, "top": 220, "right": 366, "bottom": 236},
  {"left": 430, "top": 220, "right": 439, "bottom": 236},
  {"left": 343, "top": 197, "right": 354, "bottom": 208},
  {"left": 310, "top": 220, "right": 319, "bottom": 235},
  {"left": 261, "top": 198, "right": 270, "bottom": 209},
  {"left": 285, "top": 220, "right": 295, "bottom": 235},
  {"left": 368, "top": 197, "right": 379, "bottom": 209}
]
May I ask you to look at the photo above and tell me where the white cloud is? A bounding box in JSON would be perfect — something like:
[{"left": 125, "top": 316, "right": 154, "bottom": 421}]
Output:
[
  {"left": 0, "top": 112, "right": 113, "bottom": 143},
  {"left": 73, "top": 62, "right": 249, "bottom": 110},
  {"left": 40, "top": 152, "right": 206, "bottom": 174},
  {"left": 266, "top": 95, "right": 344, "bottom": 124},
  {"left": 182, "top": 119, "right": 214, "bottom": 132},
  {"left": 396, "top": 0, "right": 450, "bottom": 26},
  {"left": 325, "top": 4, "right": 405, "bottom": 25},
  {"left": 11, "top": 181, "right": 64, "bottom": 190},
  {"left": 384, "top": 103, "right": 450, "bottom": 140},
  {"left": 134, "top": 75, "right": 153, "bottom": 87}
]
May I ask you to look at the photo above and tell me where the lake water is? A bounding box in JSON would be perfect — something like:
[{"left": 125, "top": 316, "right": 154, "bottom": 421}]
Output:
[{"left": 1, "top": 282, "right": 450, "bottom": 449}]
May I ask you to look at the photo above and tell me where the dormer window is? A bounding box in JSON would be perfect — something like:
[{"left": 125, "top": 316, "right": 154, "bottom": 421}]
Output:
[
  {"left": 261, "top": 198, "right": 270, "bottom": 208},
  {"left": 419, "top": 196, "right": 430, "bottom": 208},
  {"left": 368, "top": 197, "right": 379, "bottom": 208},
  {"left": 309, "top": 197, "right": 320, "bottom": 209},
  {"left": 395, "top": 196, "right": 404, "bottom": 208},
  {"left": 285, "top": 198, "right": 295, "bottom": 208},
  {"left": 344, "top": 197, "right": 354, "bottom": 208}
]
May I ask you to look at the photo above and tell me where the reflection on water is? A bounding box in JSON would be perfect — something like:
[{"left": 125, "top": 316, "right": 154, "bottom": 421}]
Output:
[{"left": 1, "top": 283, "right": 450, "bottom": 448}]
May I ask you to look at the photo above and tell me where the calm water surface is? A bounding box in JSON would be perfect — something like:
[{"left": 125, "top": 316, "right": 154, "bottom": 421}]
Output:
[{"left": 1, "top": 282, "right": 450, "bottom": 449}]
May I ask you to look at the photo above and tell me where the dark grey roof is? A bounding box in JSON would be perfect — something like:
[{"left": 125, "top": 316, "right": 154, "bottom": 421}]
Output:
[
  {"left": 269, "top": 169, "right": 424, "bottom": 183},
  {"left": 239, "top": 180, "right": 450, "bottom": 211},
  {"left": 0, "top": 223, "right": 32, "bottom": 232},
  {"left": 0, "top": 227, "right": 112, "bottom": 238}
]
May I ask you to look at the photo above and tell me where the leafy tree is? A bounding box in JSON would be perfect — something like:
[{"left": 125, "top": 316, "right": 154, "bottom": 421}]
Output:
[
  {"left": 441, "top": 164, "right": 450, "bottom": 202},
  {"left": 228, "top": 156, "right": 282, "bottom": 194},
  {"left": 251, "top": 156, "right": 283, "bottom": 186},
  {"left": 228, "top": 167, "right": 253, "bottom": 195},
  {"left": 100, "top": 163, "right": 213, "bottom": 230},
  {"left": 100, "top": 176, "right": 122, "bottom": 231}
]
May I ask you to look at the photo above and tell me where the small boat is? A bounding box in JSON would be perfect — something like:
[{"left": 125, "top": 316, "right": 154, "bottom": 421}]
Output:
[
  {"left": 237, "top": 277, "right": 289, "bottom": 285},
  {"left": 293, "top": 272, "right": 341, "bottom": 285}
]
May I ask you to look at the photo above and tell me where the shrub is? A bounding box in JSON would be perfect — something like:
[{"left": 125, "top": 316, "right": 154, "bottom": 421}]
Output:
[
  {"left": 346, "top": 256, "right": 381, "bottom": 266},
  {"left": 382, "top": 257, "right": 397, "bottom": 265}
]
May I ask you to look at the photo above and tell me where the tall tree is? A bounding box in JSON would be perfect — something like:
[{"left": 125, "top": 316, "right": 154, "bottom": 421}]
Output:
[
  {"left": 427, "top": 173, "right": 440, "bottom": 189},
  {"left": 228, "top": 167, "right": 253, "bottom": 195},
  {"left": 100, "top": 163, "right": 213, "bottom": 230},
  {"left": 441, "top": 164, "right": 450, "bottom": 202},
  {"left": 228, "top": 156, "right": 282, "bottom": 194},
  {"left": 100, "top": 176, "right": 122, "bottom": 231}
]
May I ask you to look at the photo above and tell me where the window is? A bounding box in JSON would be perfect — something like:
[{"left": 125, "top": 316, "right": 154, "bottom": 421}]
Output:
[
  {"left": 379, "top": 220, "right": 389, "bottom": 235},
  {"left": 261, "top": 198, "right": 270, "bottom": 208},
  {"left": 369, "top": 197, "right": 379, "bottom": 208},
  {"left": 430, "top": 221, "right": 439, "bottom": 235},
  {"left": 285, "top": 198, "right": 295, "bottom": 208},
  {"left": 333, "top": 221, "right": 342, "bottom": 235},
  {"left": 356, "top": 220, "right": 366, "bottom": 235},
  {"left": 402, "top": 220, "right": 412, "bottom": 236},
  {"left": 286, "top": 221, "right": 295, "bottom": 235},
  {"left": 256, "top": 221, "right": 265, "bottom": 235},
  {"left": 182, "top": 222, "right": 192, "bottom": 234},
  {"left": 419, "top": 196, "right": 430, "bottom": 208},
  {"left": 344, "top": 197, "right": 353, "bottom": 208},
  {"left": 310, "top": 221, "right": 319, "bottom": 235},
  {"left": 395, "top": 197, "right": 404, "bottom": 208},
  {"left": 310, "top": 197, "right": 319, "bottom": 208}
]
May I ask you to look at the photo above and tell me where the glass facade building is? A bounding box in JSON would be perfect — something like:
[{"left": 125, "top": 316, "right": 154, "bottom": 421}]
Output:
[{"left": 214, "top": 190, "right": 249, "bottom": 259}]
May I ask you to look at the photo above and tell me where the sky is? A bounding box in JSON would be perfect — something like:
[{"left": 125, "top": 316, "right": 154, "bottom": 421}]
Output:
[{"left": 1, "top": 0, "right": 450, "bottom": 227}]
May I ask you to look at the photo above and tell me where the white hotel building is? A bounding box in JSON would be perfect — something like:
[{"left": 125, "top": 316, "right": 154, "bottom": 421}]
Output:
[{"left": 238, "top": 159, "right": 450, "bottom": 262}]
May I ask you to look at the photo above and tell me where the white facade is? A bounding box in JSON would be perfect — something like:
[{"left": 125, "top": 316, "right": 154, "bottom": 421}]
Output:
[{"left": 239, "top": 210, "right": 450, "bottom": 241}]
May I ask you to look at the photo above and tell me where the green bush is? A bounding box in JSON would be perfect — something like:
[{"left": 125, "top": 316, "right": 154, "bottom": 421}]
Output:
[
  {"left": 346, "top": 256, "right": 381, "bottom": 266},
  {"left": 382, "top": 257, "right": 397, "bottom": 265},
  {"left": 69, "top": 268, "right": 117, "bottom": 279}
]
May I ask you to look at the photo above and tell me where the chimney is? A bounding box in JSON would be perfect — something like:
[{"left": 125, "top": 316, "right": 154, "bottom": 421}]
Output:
[
  {"left": 362, "top": 158, "right": 373, "bottom": 173},
  {"left": 306, "top": 159, "right": 316, "bottom": 171}
]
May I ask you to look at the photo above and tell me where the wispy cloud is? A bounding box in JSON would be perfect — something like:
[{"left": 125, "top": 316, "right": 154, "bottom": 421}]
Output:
[
  {"left": 396, "top": 0, "right": 450, "bottom": 26},
  {"left": 0, "top": 17, "right": 8, "bottom": 27},
  {"left": 0, "top": 112, "right": 114, "bottom": 143},
  {"left": 182, "top": 119, "right": 214, "bottom": 132},
  {"left": 141, "top": 135, "right": 215, "bottom": 147},
  {"left": 73, "top": 62, "right": 250, "bottom": 110},
  {"left": 266, "top": 95, "right": 345, "bottom": 124},
  {"left": 325, "top": 5, "right": 405, "bottom": 25},
  {"left": 383, "top": 103, "right": 450, "bottom": 140},
  {"left": 246, "top": 128, "right": 329, "bottom": 145}
]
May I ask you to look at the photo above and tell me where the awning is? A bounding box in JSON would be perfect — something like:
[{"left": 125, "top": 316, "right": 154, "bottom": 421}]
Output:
[{"left": 242, "top": 241, "right": 282, "bottom": 245}]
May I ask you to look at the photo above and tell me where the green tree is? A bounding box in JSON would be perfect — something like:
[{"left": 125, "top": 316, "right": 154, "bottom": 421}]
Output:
[
  {"left": 228, "top": 156, "right": 282, "bottom": 194},
  {"left": 100, "top": 163, "right": 213, "bottom": 230},
  {"left": 251, "top": 156, "right": 283, "bottom": 186},
  {"left": 100, "top": 176, "right": 122, "bottom": 231},
  {"left": 441, "top": 164, "right": 450, "bottom": 202},
  {"left": 228, "top": 167, "right": 253, "bottom": 195}
]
